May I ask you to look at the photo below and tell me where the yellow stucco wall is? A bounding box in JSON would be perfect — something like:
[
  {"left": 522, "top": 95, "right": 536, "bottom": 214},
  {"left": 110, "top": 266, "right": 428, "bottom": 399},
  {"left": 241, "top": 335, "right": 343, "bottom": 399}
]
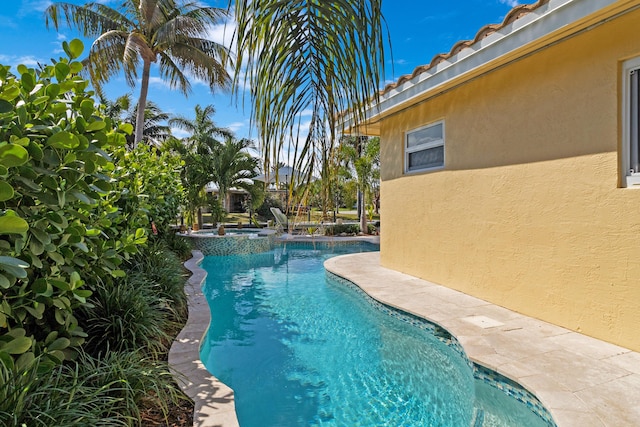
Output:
[{"left": 379, "top": 6, "right": 640, "bottom": 351}]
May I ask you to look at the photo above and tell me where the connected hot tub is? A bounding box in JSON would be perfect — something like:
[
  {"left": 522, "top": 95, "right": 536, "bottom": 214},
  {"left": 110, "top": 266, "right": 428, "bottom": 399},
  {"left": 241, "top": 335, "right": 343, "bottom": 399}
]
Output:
[{"left": 181, "top": 228, "right": 277, "bottom": 256}]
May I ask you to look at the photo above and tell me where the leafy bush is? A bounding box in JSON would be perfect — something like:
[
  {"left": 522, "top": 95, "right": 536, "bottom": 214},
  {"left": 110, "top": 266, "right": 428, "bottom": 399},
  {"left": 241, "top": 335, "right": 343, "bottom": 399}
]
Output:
[
  {"left": 324, "top": 223, "right": 377, "bottom": 235},
  {"left": 79, "top": 277, "right": 170, "bottom": 356},
  {"left": 109, "top": 144, "right": 183, "bottom": 235},
  {"left": 324, "top": 224, "right": 361, "bottom": 235},
  {"left": 128, "top": 239, "right": 188, "bottom": 323},
  {"left": 0, "top": 40, "right": 183, "bottom": 365},
  {"left": 0, "top": 40, "right": 190, "bottom": 424},
  {"left": 0, "top": 351, "right": 182, "bottom": 426},
  {"left": 205, "top": 193, "right": 226, "bottom": 225},
  {"left": 163, "top": 232, "right": 193, "bottom": 261},
  {"left": 0, "top": 355, "right": 129, "bottom": 426},
  {"left": 255, "top": 193, "right": 283, "bottom": 220},
  {"left": 75, "top": 350, "right": 182, "bottom": 424},
  {"left": 0, "top": 40, "right": 136, "bottom": 363}
]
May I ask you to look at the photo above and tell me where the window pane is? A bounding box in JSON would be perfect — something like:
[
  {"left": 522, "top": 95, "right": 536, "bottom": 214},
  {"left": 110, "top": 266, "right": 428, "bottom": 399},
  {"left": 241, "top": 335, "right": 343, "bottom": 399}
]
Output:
[
  {"left": 407, "top": 123, "right": 443, "bottom": 148},
  {"left": 408, "top": 146, "right": 444, "bottom": 171}
]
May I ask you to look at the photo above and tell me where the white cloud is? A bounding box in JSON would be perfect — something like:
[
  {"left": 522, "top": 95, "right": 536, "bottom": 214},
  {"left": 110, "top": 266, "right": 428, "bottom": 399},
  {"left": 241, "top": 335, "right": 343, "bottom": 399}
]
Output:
[
  {"left": 56, "top": 33, "right": 67, "bottom": 41},
  {"left": 498, "top": 0, "right": 520, "bottom": 7},
  {"left": 148, "top": 76, "right": 172, "bottom": 89},
  {"left": 19, "top": 0, "right": 52, "bottom": 15},
  {"left": 227, "top": 121, "right": 245, "bottom": 132},
  {"left": 170, "top": 127, "right": 191, "bottom": 139},
  {"left": 0, "top": 54, "right": 43, "bottom": 70},
  {"left": 208, "top": 15, "right": 236, "bottom": 51}
]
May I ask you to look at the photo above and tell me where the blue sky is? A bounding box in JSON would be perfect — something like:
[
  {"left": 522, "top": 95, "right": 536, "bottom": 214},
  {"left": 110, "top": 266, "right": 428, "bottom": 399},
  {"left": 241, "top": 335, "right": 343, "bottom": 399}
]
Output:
[{"left": 0, "top": 0, "right": 520, "bottom": 142}]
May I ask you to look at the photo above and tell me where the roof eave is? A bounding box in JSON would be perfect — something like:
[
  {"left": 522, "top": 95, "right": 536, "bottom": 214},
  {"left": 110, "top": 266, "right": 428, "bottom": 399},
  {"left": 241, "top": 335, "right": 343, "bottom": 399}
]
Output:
[{"left": 342, "top": 0, "right": 632, "bottom": 135}]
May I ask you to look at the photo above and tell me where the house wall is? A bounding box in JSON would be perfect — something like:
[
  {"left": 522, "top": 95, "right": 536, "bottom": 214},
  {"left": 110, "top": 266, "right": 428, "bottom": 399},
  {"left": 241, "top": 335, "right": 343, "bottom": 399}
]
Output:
[{"left": 379, "top": 7, "right": 640, "bottom": 351}]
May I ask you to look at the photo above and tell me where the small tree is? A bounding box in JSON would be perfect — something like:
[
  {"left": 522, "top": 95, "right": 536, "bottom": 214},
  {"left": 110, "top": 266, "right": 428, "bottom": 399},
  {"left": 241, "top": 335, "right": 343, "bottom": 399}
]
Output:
[
  {"left": 46, "top": 0, "right": 231, "bottom": 146},
  {"left": 211, "top": 137, "right": 259, "bottom": 212}
]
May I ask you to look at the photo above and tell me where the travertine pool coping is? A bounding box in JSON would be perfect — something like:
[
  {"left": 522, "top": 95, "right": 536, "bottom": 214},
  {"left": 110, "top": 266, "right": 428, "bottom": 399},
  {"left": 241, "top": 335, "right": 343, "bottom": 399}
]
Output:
[
  {"left": 325, "top": 252, "right": 640, "bottom": 427},
  {"left": 169, "top": 250, "right": 240, "bottom": 427},
  {"left": 170, "top": 244, "right": 640, "bottom": 426}
]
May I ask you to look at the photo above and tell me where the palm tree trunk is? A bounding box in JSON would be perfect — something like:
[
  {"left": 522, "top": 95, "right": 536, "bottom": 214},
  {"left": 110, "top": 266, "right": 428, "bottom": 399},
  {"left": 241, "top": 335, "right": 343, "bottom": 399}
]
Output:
[
  {"left": 220, "top": 188, "right": 227, "bottom": 212},
  {"left": 359, "top": 189, "right": 367, "bottom": 234},
  {"left": 134, "top": 59, "right": 152, "bottom": 147},
  {"left": 197, "top": 208, "right": 203, "bottom": 229}
]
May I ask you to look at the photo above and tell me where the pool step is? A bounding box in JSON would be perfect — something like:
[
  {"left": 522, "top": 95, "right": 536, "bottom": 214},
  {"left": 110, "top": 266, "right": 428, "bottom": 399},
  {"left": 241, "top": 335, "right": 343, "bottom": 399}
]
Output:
[{"left": 471, "top": 408, "right": 485, "bottom": 427}]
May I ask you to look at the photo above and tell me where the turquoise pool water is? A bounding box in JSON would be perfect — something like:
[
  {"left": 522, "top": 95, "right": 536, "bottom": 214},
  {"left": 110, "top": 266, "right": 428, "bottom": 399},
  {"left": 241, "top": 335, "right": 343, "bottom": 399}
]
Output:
[{"left": 200, "top": 242, "right": 550, "bottom": 427}]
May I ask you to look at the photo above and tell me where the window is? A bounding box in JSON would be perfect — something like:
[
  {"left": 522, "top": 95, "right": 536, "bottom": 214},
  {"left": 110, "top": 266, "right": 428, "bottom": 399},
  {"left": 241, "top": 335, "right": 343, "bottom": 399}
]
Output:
[
  {"left": 623, "top": 57, "right": 640, "bottom": 186},
  {"left": 405, "top": 121, "right": 445, "bottom": 173}
]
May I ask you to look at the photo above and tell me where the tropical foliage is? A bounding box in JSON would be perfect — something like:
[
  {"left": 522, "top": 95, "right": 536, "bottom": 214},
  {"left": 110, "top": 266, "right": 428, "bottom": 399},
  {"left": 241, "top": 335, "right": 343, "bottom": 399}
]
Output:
[
  {"left": 0, "top": 42, "right": 189, "bottom": 425},
  {"left": 211, "top": 136, "right": 259, "bottom": 212},
  {"left": 166, "top": 104, "right": 226, "bottom": 227},
  {"left": 0, "top": 39, "right": 131, "bottom": 366},
  {"left": 169, "top": 104, "right": 232, "bottom": 153},
  {"left": 337, "top": 136, "right": 380, "bottom": 232},
  {"left": 233, "top": 0, "right": 386, "bottom": 193},
  {"left": 46, "top": 0, "right": 231, "bottom": 145},
  {"left": 167, "top": 105, "right": 259, "bottom": 225}
]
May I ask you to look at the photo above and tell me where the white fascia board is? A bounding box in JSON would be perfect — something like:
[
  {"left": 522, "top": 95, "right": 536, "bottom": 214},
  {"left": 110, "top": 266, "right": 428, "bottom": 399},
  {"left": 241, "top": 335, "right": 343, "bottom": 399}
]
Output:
[{"left": 345, "top": 0, "right": 620, "bottom": 130}]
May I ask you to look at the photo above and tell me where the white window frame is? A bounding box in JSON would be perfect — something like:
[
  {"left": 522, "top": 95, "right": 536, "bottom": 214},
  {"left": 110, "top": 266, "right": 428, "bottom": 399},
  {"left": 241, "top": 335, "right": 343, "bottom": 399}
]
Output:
[
  {"left": 622, "top": 56, "right": 640, "bottom": 187},
  {"left": 404, "top": 121, "right": 445, "bottom": 174}
]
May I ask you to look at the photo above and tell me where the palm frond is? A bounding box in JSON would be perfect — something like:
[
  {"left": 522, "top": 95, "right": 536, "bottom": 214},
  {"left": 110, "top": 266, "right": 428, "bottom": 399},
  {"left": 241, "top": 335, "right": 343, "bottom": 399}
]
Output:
[
  {"left": 45, "top": 2, "right": 133, "bottom": 36},
  {"left": 234, "top": 0, "right": 386, "bottom": 177},
  {"left": 86, "top": 30, "right": 132, "bottom": 89}
]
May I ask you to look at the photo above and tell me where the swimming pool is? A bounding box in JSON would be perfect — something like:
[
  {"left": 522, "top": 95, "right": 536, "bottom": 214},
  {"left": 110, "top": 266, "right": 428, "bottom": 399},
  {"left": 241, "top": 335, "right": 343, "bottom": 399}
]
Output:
[{"left": 200, "top": 242, "right": 551, "bottom": 427}]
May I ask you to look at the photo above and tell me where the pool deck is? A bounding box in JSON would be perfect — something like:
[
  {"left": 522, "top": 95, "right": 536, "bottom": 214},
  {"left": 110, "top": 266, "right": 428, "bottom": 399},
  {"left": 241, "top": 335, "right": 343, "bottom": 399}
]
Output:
[
  {"left": 170, "top": 241, "right": 640, "bottom": 427},
  {"left": 326, "top": 252, "right": 640, "bottom": 427}
]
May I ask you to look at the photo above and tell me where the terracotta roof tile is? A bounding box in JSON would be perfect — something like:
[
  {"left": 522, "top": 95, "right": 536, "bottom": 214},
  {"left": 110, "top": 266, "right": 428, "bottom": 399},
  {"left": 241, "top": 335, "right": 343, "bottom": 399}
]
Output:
[{"left": 380, "top": 0, "right": 549, "bottom": 95}]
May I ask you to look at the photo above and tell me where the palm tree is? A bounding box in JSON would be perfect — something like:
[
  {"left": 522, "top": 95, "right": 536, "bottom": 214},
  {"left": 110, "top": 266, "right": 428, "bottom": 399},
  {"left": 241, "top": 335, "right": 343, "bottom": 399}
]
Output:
[
  {"left": 45, "top": 0, "right": 231, "bottom": 146},
  {"left": 338, "top": 136, "right": 379, "bottom": 233},
  {"left": 169, "top": 104, "right": 232, "bottom": 155},
  {"left": 211, "top": 137, "right": 259, "bottom": 212},
  {"left": 99, "top": 95, "right": 171, "bottom": 146},
  {"left": 165, "top": 104, "right": 233, "bottom": 227},
  {"left": 233, "top": 0, "right": 386, "bottom": 185},
  {"left": 124, "top": 100, "right": 172, "bottom": 147},
  {"left": 99, "top": 93, "right": 132, "bottom": 122}
]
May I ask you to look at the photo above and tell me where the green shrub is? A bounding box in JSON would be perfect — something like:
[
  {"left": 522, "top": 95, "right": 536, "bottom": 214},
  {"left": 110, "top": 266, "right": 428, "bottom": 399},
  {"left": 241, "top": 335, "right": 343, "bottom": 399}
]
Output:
[
  {"left": 0, "top": 356, "right": 128, "bottom": 426},
  {"left": 163, "top": 232, "right": 193, "bottom": 261},
  {"left": 128, "top": 239, "right": 188, "bottom": 323},
  {"left": 324, "top": 223, "right": 377, "bottom": 235},
  {"left": 255, "top": 193, "right": 283, "bottom": 220},
  {"left": 80, "top": 239, "right": 188, "bottom": 356},
  {"left": 205, "top": 193, "right": 226, "bottom": 225},
  {"left": 324, "top": 223, "right": 360, "bottom": 235},
  {"left": 79, "top": 276, "right": 170, "bottom": 356},
  {"left": 75, "top": 350, "right": 182, "bottom": 424},
  {"left": 109, "top": 144, "right": 183, "bottom": 236},
  {"left": 0, "top": 40, "right": 139, "bottom": 363},
  {"left": 0, "top": 351, "right": 183, "bottom": 427},
  {"left": 0, "top": 40, "right": 183, "bottom": 366}
]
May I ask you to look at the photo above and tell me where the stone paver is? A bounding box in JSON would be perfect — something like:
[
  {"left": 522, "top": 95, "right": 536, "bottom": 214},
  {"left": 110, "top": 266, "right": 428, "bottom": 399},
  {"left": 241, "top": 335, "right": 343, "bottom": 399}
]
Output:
[{"left": 325, "top": 252, "right": 640, "bottom": 427}]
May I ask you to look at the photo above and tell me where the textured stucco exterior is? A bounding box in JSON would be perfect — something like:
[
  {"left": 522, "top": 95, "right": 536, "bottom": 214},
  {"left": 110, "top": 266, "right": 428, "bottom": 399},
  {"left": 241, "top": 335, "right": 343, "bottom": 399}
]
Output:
[{"left": 377, "top": 3, "right": 640, "bottom": 351}]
